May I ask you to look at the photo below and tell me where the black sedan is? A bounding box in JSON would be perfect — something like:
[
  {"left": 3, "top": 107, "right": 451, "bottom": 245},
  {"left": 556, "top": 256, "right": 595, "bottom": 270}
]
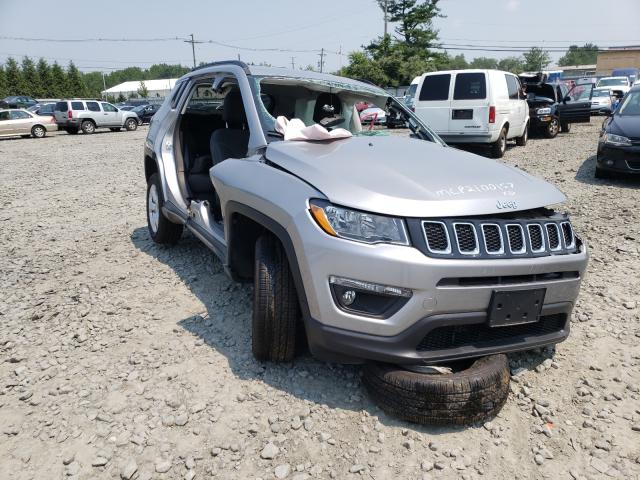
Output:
[
  {"left": 0, "top": 95, "right": 38, "bottom": 109},
  {"left": 596, "top": 86, "right": 640, "bottom": 178},
  {"left": 132, "top": 104, "right": 160, "bottom": 125}
]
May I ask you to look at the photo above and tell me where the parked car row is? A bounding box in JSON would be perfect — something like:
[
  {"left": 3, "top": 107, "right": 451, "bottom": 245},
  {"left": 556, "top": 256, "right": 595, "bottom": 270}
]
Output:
[{"left": 0, "top": 108, "right": 58, "bottom": 139}]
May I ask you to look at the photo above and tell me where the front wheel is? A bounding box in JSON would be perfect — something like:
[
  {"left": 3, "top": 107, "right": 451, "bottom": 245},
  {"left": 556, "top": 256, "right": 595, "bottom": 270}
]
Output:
[
  {"left": 515, "top": 123, "right": 528, "bottom": 146},
  {"left": 544, "top": 118, "right": 559, "bottom": 138},
  {"left": 252, "top": 235, "right": 300, "bottom": 362},
  {"left": 146, "top": 173, "right": 183, "bottom": 244},
  {"left": 490, "top": 127, "right": 507, "bottom": 158},
  {"left": 125, "top": 118, "right": 138, "bottom": 131}
]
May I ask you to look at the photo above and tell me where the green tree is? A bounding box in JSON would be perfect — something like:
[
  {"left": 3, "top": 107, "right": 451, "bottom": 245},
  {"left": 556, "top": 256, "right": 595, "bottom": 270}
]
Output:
[
  {"left": 445, "top": 54, "right": 469, "bottom": 70},
  {"left": 469, "top": 57, "right": 498, "bottom": 69},
  {"left": 558, "top": 43, "right": 599, "bottom": 67},
  {"left": 4, "top": 57, "right": 25, "bottom": 95},
  {"left": 66, "top": 61, "right": 87, "bottom": 97},
  {"left": 522, "top": 47, "right": 551, "bottom": 72},
  {"left": 137, "top": 80, "right": 149, "bottom": 98},
  {"left": 378, "top": 0, "right": 442, "bottom": 48},
  {"left": 21, "top": 56, "right": 41, "bottom": 98},
  {"left": 81, "top": 71, "right": 105, "bottom": 98},
  {"left": 50, "top": 62, "right": 68, "bottom": 98},
  {"left": 0, "top": 66, "right": 7, "bottom": 98},
  {"left": 497, "top": 56, "right": 524, "bottom": 74},
  {"left": 36, "top": 58, "right": 54, "bottom": 98}
]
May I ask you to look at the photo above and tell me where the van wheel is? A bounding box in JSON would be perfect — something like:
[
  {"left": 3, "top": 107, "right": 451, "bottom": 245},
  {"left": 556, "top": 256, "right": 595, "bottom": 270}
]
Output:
[
  {"left": 544, "top": 118, "right": 559, "bottom": 138},
  {"left": 146, "top": 173, "right": 183, "bottom": 244},
  {"left": 81, "top": 120, "right": 95, "bottom": 134},
  {"left": 362, "top": 355, "right": 511, "bottom": 426},
  {"left": 125, "top": 119, "right": 138, "bottom": 131},
  {"left": 560, "top": 121, "right": 571, "bottom": 133},
  {"left": 491, "top": 128, "right": 507, "bottom": 158},
  {"left": 515, "top": 123, "right": 528, "bottom": 146},
  {"left": 252, "top": 234, "right": 299, "bottom": 362}
]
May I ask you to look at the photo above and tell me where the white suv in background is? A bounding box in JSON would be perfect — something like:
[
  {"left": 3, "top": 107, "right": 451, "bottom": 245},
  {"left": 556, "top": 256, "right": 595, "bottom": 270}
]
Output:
[
  {"left": 413, "top": 69, "right": 529, "bottom": 157},
  {"left": 54, "top": 100, "right": 139, "bottom": 134}
]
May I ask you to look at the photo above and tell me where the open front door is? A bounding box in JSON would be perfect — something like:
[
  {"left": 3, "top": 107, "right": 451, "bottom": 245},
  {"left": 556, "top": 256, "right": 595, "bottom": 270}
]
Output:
[{"left": 557, "top": 83, "right": 592, "bottom": 123}]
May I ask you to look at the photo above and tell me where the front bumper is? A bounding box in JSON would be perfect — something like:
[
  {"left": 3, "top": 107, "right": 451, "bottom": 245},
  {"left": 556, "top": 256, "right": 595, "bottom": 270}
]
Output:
[
  {"left": 290, "top": 209, "right": 589, "bottom": 364},
  {"left": 597, "top": 142, "right": 640, "bottom": 173},
  {"left": 530, "top": 115, "right": 553, "bottom": 129}
]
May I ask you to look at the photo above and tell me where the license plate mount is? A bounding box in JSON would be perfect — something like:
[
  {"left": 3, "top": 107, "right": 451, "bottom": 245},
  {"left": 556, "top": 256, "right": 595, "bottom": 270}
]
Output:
[
  {"left": 452, "top": 109, "right": 473, "bottom": 120},
  {"left": 488, "top": 289, "right": 546, "bottom": 327}
]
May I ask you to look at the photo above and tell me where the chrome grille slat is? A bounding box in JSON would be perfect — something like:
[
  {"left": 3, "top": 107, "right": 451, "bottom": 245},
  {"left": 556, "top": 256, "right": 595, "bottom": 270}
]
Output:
[
  {"left": 481, "top": 224, "right": 504, "bottom": 254},
  {"left": 506, "top": 224, "right": 526, "bottom": 254},
  {"left": 422, "top": 221, "right": 451, "bottom": 254},
  {"left": 453, "top": 223, "right": 479, "bottom": 255},
  {"left": 546, "top": 223, "right": 561, "bottom": 251},
  {"left": 527, "top": 224, "right": 545, "bottom": 253}
]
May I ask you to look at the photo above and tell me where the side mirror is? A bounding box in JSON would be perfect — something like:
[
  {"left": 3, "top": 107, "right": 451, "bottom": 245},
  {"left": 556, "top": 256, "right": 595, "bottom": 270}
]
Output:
[{"left": 563, "top": 95, "right": 571, "bottom": 103}]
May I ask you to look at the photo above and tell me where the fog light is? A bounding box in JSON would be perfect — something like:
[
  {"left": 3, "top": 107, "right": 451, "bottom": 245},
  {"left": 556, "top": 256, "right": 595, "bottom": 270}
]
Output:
[
  {"left": 606, "top": 159, "right": 614, "bottom": 166},
  {"left": 329, "top": 276, "right": 412, "bottom": 297},
  {"left": 341, "top": 290, "right": 356, "bottom": 305}
]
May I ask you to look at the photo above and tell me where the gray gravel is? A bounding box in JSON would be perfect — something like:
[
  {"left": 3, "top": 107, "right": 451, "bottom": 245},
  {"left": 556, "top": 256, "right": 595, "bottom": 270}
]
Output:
[{"left": 1, "top": 123, "right": 639, "bottom": 479}]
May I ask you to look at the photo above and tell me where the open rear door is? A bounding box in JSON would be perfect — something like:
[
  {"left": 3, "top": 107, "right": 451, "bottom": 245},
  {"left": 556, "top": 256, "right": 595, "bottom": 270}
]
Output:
[{"left": 557, "top": 83, "right": 593, "bottom": 123}]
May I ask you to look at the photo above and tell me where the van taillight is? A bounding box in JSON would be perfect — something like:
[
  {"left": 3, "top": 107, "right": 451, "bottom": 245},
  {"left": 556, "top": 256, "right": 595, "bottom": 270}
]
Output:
[{"left": 488, "top": 106, "right": 496, "bottom": 124}]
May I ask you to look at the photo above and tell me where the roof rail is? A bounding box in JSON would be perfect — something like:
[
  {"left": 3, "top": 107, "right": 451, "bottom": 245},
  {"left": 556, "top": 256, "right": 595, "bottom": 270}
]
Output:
[{"left": 191, "top": 60, "right": 250, "bottom": 74}]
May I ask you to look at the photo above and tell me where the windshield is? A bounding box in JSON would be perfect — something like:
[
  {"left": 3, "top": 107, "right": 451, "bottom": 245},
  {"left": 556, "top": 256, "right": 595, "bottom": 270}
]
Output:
[
  {"left": 598, "top": 78, "right": 628, "bottom": 87},
  {"left": 618, "top": 91, "right": 640, "bottom": 115},
  {"left": 592, "top": 90, "right": 610, "bottom": 97},
  {"left": 250, "top": 75, "right": 444, "bottom": 144}
]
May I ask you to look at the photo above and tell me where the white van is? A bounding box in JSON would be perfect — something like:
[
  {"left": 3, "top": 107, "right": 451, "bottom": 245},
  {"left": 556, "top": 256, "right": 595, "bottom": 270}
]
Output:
[{"left": 413, "top": 69, "right": 529, "bottom": 157}]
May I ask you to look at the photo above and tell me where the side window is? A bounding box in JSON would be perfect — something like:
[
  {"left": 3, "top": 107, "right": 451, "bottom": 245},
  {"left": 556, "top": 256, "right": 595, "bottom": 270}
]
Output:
[
  {"left": 86, "top": 101, "right": 101, "bottom": 112},
  {"left": 101, "top": 103, "right": 117, "bottom": 112},
  {"left": 71, "top": 101, "right": 84, "bottom": 110},
  {"left": 0, "top": 111, "right": 10, "bottom": 120},
  {"left": 54, "top": 101, "right": 68, "bottom": 112},
  {"left": 418, "top": 74, "right": 451, "bottom": 101},
  {"left": 11, "top": 110, "right": 31, "bottom": 119},
  {"left": 453, "top": 73, "right": 486, "bottom": 100},
  {"left": 505, "top": 75, "right": 520, "bottom": 100}
]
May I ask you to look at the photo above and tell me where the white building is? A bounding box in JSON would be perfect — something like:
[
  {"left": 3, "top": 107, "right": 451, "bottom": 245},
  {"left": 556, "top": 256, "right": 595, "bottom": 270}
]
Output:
[{"left": 102, "top": 78, "right": 178, "bottom": 99}]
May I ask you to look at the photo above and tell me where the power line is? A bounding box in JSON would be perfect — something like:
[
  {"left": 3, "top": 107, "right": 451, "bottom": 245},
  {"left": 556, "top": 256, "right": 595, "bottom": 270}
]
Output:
[{"left": 0, "top": 36, "right": 184, "bottom": 43}]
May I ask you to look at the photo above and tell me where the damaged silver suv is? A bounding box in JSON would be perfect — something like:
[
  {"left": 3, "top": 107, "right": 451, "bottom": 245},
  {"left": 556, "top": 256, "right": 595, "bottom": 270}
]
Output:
[{"left": 144, "top": 61, "right": 588, "bottom": 368}]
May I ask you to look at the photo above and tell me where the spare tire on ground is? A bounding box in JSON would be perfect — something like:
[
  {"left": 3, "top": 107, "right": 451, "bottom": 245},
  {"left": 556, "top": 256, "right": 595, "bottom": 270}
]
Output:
[{"left": 362, "top": 354, "right": 510, "bottom": 426}]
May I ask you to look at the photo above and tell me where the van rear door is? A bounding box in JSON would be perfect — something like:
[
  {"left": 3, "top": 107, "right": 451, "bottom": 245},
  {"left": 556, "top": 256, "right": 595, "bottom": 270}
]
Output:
[
  {"left": 414, "top": 73, "right": 452, "bottom": 134},
  {"left": 448, "top": 72, "right": 489, "bottom": 135}
]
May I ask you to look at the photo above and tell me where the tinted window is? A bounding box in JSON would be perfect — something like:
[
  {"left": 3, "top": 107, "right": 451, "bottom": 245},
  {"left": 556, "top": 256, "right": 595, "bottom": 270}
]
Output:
[
  {"left": 86, "top": 101, "right": 101, "bottom": 112},
  {"left": 454, "top": 73, "right": 486, "bottom": 100},
  {"left": 101, "top": 103, "right": 117, "bottom": 112},
  {"left": 11, "top": 110, "right": 32, "bottom": 119},
  {"left": 505, "top": 75, "right": 520, "bottom": 100},
  {"left": 418, "top": 74, "right": 451, "bottom": 101},
  {"left": 71, "top": 102, "right": 84, "bottom": 110},
  {"left": 0, "top": 111, "right": 10, "bottom": 120},
  {"left": 55, "top": 101, "right": 68, "bottom": 111},
  {"left": 40, "top": 104, "right": 55, "bottom": 114}
]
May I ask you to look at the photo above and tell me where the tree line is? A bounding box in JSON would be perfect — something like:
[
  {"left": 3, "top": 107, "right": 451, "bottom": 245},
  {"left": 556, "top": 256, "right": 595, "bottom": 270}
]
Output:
[
  {"left": 338, "top": 0, "right": 599, "bottom": 86},
  {"left": 0, "top": 57, "right": 190, "bottom": 100}
]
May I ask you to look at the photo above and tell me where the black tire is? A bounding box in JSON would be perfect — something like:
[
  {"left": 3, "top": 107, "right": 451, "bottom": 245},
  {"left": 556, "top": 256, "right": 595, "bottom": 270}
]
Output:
[
  {"left": 560, "top": 121, "right": 571, "bottom": 133},
  {"left": 146, "top": 173, "right": 183, "bottom": 244},
  {"left": 490, "top": 128, "right": 507, "bottom": 158},
  {"left": 81, "top": 120, "right": 95, "bottom": 134},
  {"left": 31, "top": 125, "right": 46, "bottom": 138},
  {"left": 125, "top": 118, "right": 138, "bottom": 131},
  {"left": 515, "top": 122, "right": 528, "bottom": 146},
  {"left": 110, "top": 127, "right": 121, "bottom": 132},
  {"left": 362, "top": 354, "right": 511, "bottom": 426},
  {"left": 544, "top": 118, "right": 559, "bottom": 138},
  {"left": 252, "top": 234, "right": 300, "bottom": 362}
]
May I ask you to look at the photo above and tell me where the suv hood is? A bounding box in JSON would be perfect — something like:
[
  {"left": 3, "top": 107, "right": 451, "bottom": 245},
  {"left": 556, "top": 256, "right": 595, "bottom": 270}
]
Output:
[{"left": 265, "top": 136, "right": 566, "bottom": 217}]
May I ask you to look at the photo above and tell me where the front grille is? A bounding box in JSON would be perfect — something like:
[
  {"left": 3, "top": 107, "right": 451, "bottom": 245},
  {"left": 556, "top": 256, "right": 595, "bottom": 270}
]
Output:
[
  {"left": 416, "top": 314, "right": 566, "bottom": 351},
  {"left": 423, "top": 221, "right": 450, "bottom": 253},
  {"left": 417, "top": 215, "right": 579, "bottom": 259},
  {"left": 454, "top": 223, "right": 478, "bottom": 253}
]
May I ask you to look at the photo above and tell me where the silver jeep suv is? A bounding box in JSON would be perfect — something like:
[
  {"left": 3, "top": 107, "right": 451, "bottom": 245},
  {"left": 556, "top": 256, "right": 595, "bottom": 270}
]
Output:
[
  {"left": 54, "top": 99, "right": 139, "bottom": 134},
  {"left": 144, "top": 61, "right": 588, "bottom": 365}
]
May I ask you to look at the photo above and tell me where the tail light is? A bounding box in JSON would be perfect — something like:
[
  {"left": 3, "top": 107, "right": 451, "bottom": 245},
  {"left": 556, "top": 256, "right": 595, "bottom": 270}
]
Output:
[
  {"left": 50, "top": 116, "right": 56, "bottom": 123},
  {"left": 489, "top": 106, "right": 496, "bottom": 124},
  {"left": 68, "top": 110, "right": 73, "bottom": 119}
]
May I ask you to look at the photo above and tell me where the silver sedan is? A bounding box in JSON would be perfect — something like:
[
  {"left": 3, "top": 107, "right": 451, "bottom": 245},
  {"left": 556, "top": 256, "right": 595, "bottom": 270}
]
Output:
[{"left": 0, "top": 108, "right": 58, "bottom": 139}]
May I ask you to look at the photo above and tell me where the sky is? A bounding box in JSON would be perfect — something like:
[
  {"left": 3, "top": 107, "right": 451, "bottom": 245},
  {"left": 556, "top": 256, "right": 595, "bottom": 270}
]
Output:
[{"left": 1, "top": 0, "right": 639, "bottom": 74}]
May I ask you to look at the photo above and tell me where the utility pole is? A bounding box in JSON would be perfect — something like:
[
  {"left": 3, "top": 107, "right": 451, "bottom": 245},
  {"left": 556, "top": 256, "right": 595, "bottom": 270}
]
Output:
[
  {"left": 291, "top": 56, "right": 295, "bottom": 70},
  {"left": 184, "top": 33, "right": 201, "bottom": 68},
  {"left": 101, "top": 72, "right": 107, "bottom": 100},
  {"left": 383, "top": 0, "right": 388, "bottom": 37},
  {"left": 318, "top": 48, "right": 325, "bottom": 73}
]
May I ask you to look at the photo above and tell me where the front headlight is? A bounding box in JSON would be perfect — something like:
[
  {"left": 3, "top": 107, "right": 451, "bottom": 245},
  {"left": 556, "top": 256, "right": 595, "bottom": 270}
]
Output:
[
  {"left": 604, "top": 133, "right": 632, "bottom": 146},
  {"left": 309, "top": 200, "right": 409, "bottom": 246},
  {"left": 536, "top": 107, "right": 551, "bottom": 115}
]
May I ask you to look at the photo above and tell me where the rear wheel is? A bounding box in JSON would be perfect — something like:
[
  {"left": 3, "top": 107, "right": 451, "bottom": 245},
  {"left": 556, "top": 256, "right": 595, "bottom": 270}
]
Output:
[
  {"left": 515, "top": 122, "right": 528, "bottom": 146},
  {"left": 490, "top": 127, "right": 507, "bottom": 158},
  {"left": 362, "top": 355, "right": 511, "bottom": 426},
  {"left": 31, "top": 125, "right": 46, "bottom": 138},
  {"left": 146, "top": 173, "right": 183, "bottom": 244},
  {"left": 125, "top": 118, "right": 138, "bottom": 131},
  {"left": 252, "top": 234, "right": 300, "bottom": 362},
  {"left": 81, "top": 120, "right": 95, "bottom": 134},
  {"left": 544, "top": 118, "right": 559, "bottom": 138}
]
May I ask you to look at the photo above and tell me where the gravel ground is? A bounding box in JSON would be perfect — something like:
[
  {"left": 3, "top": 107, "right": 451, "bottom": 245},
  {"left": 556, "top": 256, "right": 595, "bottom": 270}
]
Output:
[{"left": 1, "top": 122, "right": 639, "bottom": 480}]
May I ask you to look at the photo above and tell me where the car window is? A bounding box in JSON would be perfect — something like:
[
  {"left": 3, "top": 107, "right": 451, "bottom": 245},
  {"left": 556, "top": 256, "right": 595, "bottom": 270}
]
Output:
[
  {"left": 171, "top": 81, "right": 188, "bottom": 109},
  {"left": 619, "top": 91, "right": 640, "bottom": 115},
  {"left": 0, "top": 111, "right": 9, "bottom": 121},
  {"left": 186, "top": 84, "right": 225, "bottom": 112},
  {"left": 41, "top": 104, "right": 55, "bottom": 114},
  {"left": 101, "top": 103, "right": 117, "bottom": 112},
  {"left": 505, "top": 75, "right": 520, "bottom": 100},
  {"left": 86, "top": 102, "right": 101, "bottom": 112},
  {"left": 418, "top": 74, "right": 450, "bottom": 101},
  {"left": 71, "top": 101, "right": 84, "bottom": 110},
  {"left": 54, "top": 101, "right": 68, "bottom": 112},
  {"left": 10, "top": 110, "right": 32, "bottom": 119},
  {"left": 454, "top": 73, "right": 486, "bottom": 100}
]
